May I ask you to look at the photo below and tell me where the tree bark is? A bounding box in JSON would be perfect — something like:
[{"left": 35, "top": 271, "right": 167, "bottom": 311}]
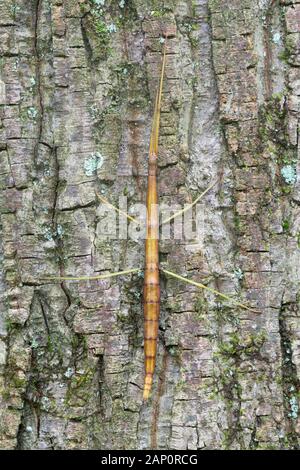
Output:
[{"left": 0, "top": 0, "right": 299, "bottom": 450}]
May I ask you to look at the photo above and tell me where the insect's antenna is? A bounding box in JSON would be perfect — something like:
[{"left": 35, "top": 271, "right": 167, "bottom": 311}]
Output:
[
  {"left": 149, "top": 36, "right": 168, "bottom": 157},
  {"left": 154, "top": 38, "right": 167, "bottom": 152}
]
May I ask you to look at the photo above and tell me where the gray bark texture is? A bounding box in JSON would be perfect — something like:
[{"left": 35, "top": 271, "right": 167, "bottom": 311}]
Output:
[{"left": 0, "top": 0, "right": 300, "bottom": 450}]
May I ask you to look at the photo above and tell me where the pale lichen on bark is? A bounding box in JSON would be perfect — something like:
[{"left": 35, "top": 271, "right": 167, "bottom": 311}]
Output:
[{"left": 0, "top": 0, "right": 299, "bottom": 449}]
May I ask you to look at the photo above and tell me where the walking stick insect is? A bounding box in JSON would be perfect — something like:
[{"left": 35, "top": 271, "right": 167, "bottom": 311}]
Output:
[{"left": 44, "top": 34, "right": 259, "bottom": 400}]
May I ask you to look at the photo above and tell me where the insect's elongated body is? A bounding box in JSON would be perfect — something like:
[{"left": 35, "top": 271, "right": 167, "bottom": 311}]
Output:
[
  {"left": 143, "top": 41, "right": 167, "bottom": 400},
  {"left": 43, "top": 35, "right": 259, "bottom": 403},
  {"left": 143, "top": 153, "right": 160, "bottom": 400}
]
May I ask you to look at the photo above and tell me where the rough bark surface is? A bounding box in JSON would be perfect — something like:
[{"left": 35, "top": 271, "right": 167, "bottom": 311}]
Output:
[{"left": 0, "top": 0, "right": 299, "bottom": 450}]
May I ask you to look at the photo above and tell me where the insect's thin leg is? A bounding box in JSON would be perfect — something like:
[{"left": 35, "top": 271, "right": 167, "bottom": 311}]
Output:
[
  {"left": 161, "top": 268, "right": 260, "bottom": 313},
  {"left": 161, "top": 179, "right": 218, "bottom": 226},
  {"left": 41, "top": 268, "right": 141, "bottom": 282},
  {"left": 95, "top": 191, "right": 138, "bottom": 224}
]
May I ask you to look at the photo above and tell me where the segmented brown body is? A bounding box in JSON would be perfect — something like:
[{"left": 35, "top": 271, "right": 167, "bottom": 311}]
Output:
[{"left": 143, "top": 42, "right": 167, "bottom": 400}]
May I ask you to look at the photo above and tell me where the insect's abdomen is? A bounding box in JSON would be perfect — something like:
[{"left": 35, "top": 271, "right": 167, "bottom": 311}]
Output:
[{"left": 143, "top": 155, "right": 160, "bottom": 400}]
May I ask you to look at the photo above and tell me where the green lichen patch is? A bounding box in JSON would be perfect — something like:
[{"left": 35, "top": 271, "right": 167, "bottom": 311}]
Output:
[
  {"left": 194, "top": 294, "right": 208, "bottom": 320},
  {"left": 39, "top": 224, "right": 66, "bottom": 244},
  {"left": 46, "top": 332, "right": 69, "bottom": 362},
  {"left": 234, "top": 268, "right": 244, "bottom": 281},
  {"left": 10, "top": 3, "right": 21, "bottom": 20},
  {"left": 282, "top": 218, "right": 291, "bottom": 233},
  {"left": 179, "top": 19, "right": 200, "bottom": 48},
  {"left": 150, "top": 7, "right": 172, "bottom": 18},
  {"left": 111, "top": 62, "right": 150, "bottom": 108},
  {"left": 280, "top": 165, "right": 297, "bottom": 185},
  {"left": 27, "top": 107, "right": 38, "bottom": 120},
  {"left": 288, "top": 392, "right": 299, "bottom": 420},
  {"left": 279, "top": 305, "right": 300, "bottom": 447},
  {"left": 259, "top": 93, "right": 298, "bottom": 190},
  {"left": 87, "top": 0, "right": 139, "bottom": 58},
  {"left": 214, "top": 304, "right": 240, "bottom": 326},
  {"left": 259, "top": 93, "right": 287, "bottom": 146},
  {"left": 65, "top": 365, "right": 96, "bottom": 407},
  {"left": 273, "top": 32, "right": 281, "bottom": 45},
  {"left": 278, "top": 35, "right": 294, "bottom": 65},
  {"left": 84, "top": 152, "right": 104, "bottom": 176},
  {"left": 217, "top": 331, "right": 266, "bottom": 358},
  {"left": 94, "top": 19, "right": 111, "bottom": 46},
  {"left": 92, "top": 0, "right": 106, "bottom": 6}
]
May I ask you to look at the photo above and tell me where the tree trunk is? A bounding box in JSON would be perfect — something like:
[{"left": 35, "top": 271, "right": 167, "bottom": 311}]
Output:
[{"left": 0, "top": 0, "right": 299, "bottom": 450}]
